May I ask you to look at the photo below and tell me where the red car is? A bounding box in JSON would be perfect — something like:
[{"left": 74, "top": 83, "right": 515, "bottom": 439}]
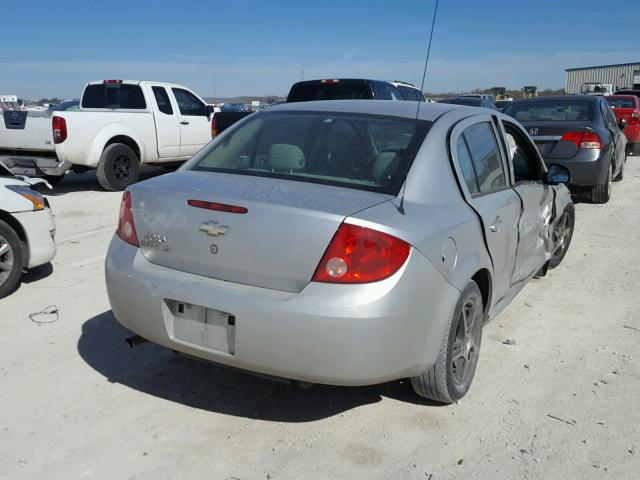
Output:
[{"left": 605, "top": 95, "right": 640, "bottom": 155}]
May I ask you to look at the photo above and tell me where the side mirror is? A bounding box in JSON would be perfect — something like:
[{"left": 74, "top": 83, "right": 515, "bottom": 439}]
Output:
[
  {"left": 620, "top": 118, "right": 628, "bottom": 131},
  {"left": 546, "top": 164, "right": 571, "bottom": 185},
  {"left": 205, "top": 105, "right": 214, "bottom": 117}
]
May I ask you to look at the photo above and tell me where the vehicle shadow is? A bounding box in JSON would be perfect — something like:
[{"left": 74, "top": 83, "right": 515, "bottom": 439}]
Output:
[
  {"left": 45, "top": 167, "right": 168, "bottom": 195},
  {"left": 22, "top": 262, "right": 54, "bottom": 283},
  {"left": 78, "top": 311, "right": 441, "bottom": 422}
]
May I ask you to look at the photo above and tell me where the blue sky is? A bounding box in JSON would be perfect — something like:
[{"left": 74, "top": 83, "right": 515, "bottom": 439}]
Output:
[{"left": 2, "top": 0, "right": 638, "bottom": 99}]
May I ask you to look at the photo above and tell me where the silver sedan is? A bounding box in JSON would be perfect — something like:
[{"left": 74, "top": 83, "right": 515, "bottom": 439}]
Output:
[{"left": 105, "top": 100, "right": 574, "bottom": 403}]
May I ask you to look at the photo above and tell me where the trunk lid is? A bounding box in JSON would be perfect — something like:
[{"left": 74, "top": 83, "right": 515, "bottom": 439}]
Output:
[
  {"left": 522, "top": 121, "right": 594, "bottom": 159},
  {"left": 131, "top": 170, "right": 392, "bottom": 293}
]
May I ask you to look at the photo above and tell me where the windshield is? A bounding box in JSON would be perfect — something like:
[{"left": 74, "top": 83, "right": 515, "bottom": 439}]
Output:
[
  {"left": 504, "top": 100, "right": 593, "bottom": 122},
  {"left": 189, "top": 111, "right": 431, "bottom": 195},
  {"left": 0, "top": 160, "right": 14, "bottom": 177},
  {"left": 606, "top": 97, "right": 635, "bottom": 109},
  {"left": 48, "top": 100, "right": 80, "bottom": 111}
]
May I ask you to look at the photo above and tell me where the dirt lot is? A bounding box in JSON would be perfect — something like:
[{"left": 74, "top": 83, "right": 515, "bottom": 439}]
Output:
[{"left": 1, "top": 162, "right": 639, "bottom": 480}]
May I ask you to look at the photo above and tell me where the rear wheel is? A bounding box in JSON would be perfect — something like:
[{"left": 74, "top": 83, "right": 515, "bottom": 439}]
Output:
[
  {"left": 411, "top": 281, "right": 484, "bottom": 403},
  {"left": 591, "top": 162, "right": 612, "bottom": 204},
  {"left": 96, "top": 143, "right": 140, "bottom": 191},
  {"left": 613, "top": 157, "right": 625, "bottom": 182},
  {"left": 549, "top": 206, "right": 575, "bottom": 269},
  {"left": 0, "top": 220, "right": 24, "bottom": 299}
]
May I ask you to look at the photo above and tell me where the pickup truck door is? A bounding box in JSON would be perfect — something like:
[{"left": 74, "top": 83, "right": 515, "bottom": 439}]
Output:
[
  {"left": 450, "top": 116, "right": 521, "bottom": 306},
  {"left": 170, "top": 88, "right": 212, "bottom": 157},
  {"left": 150, "top": 86, "right": 180, "bottom": 158}
]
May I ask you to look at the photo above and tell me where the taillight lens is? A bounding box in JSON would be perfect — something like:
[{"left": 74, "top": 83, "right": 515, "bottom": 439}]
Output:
[
  {"left": 630, "top": 112, "right": 640, "bottom": 125},
  {"left": 561, "top": 131, "right": 601, "bottom": 149},
  {"left": 117, "top": 191, "right": 139, "bottom": 247},
  {"left": 211, "top": 116, "right": 218, "bottom": 138},
  {"left": 52, "top": 115, "right": 67, "bottom": 144},
  {"left": 312, "top": 223, "right": 411, "bottom": 284}
]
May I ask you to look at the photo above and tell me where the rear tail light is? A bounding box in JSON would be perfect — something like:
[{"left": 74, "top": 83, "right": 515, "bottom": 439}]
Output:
[
  {"left": 211, "top": 116, "right": 218, "bottom": 138},
  {"left": 561, "top": 131, "right": 601, "bottom": 149},
  {"left": 52, "top": 116, "right": 67, "bottom": 144},
  {"left": 631, "top": 112, "right": 640, "bottom": 125},
  {"left": 117, "top": 191, "right": 139, "bottom": 247},
  {"left": 312, "top": 223, "right": 411, "bottom": 284}
]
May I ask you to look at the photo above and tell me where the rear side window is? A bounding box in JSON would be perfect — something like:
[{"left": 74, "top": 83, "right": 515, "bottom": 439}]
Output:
[
  {"left": 172, "top": 88, "right": 206, "bottom": 116},
  {"left": 456, "top": 137, "right": 480, "bottom": 194},
  {"left": 397, "top": 85, "right": 424, "bottom": 101},
  {"left": 459, "top": 122, "right": 506, "bottom": 193},
  {"left": 152, "top": 86, "right": 173, "bottom": 115},
  {"left": 81, "top": 83, "right": 146, "bottom": 109}
]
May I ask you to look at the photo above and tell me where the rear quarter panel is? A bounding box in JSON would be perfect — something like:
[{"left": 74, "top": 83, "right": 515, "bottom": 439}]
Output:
[{"left": 54, "top": 111, "right": 156, "bottom": 167}]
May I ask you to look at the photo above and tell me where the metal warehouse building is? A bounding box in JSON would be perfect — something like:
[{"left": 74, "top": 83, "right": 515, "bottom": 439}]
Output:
[{"left": 565, "top": 62, "right": 640, "bottom": 93}]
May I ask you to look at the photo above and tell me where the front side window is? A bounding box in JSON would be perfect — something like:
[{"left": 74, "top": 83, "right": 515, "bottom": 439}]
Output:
[
  {"left": 371, "top": 81, "right": 392, "bottom": 100},
  {"left": 152, "top": 86, "right": 173, "bottom": 115},
  {"left": 461, "top": 122, "right": 506, "bottom": 193},
  {"left": 189, "top": 111, "right": 431, "bottom": 195},
  {"left": 172, "top": 88, "right": 206, "bottom": 116}
]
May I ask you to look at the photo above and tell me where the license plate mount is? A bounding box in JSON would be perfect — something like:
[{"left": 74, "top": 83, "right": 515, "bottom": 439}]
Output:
[{"left": 169, "top": 301, "right": 236, "bottom": 354}]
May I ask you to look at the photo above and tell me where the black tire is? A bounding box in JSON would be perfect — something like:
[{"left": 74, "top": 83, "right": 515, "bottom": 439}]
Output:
[
  {"left": 0, "top": 220, "right": 24, "bottom": 299},
  {"left": 613, "top": 157, "right": 625, "bottom": 182},
  {"left": 96, "top": 143, "right": 140, "bottom": 191},
  {"left": 591, "top": 162, "right": 612, "bottom": 204},
  {"left": 549, "top": 206, "right": 575, "bottom": 269},
  {"left": 411, "top": 280, "right": 484, "bottom": 403}
]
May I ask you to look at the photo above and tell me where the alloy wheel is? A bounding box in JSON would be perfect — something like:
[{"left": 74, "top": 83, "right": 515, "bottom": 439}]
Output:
[
  {"left": 0, "top": 233, "right": 15, "bottom": 285},
  {"left": 114, "top": 155, "right": 132, "bottom": 182},
  {"left": 450, "top": 297, "right": 482, "bottom": 388},
  {"left": 553, "top": 212, "right": 571, "bottom": 258}
]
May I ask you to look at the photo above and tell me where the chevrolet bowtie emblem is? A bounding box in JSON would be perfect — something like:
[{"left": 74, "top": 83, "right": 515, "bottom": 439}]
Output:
[{"left": 199, "top": 221, "right": 229, "bottom": 236}]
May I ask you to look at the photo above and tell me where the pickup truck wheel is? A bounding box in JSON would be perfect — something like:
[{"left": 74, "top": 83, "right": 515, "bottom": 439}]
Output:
[
  {"left": 410, "top": 280, "right": 483, "bottom": 404},
  {"left": 591, "top": 162, "right": 612, "bottom": 204},
  {"left": 0, "top": 220, "right": 24, "bottom": 299},
  {"left": 96, "top": 143, "right": 140, "bottom": 191}
]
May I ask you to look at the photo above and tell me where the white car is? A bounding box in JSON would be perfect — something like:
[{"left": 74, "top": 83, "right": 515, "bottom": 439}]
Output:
[{"left": 0, "top": 162, "right": 56, "bottom": 298}]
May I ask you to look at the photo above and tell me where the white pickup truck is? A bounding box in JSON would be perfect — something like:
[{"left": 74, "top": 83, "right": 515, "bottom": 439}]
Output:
[{"left": 0, "top": 81, "right": 214, "bottom": 190}]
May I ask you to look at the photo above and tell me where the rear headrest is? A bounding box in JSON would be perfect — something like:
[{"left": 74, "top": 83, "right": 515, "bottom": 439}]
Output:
[{"left": 269, "top": 144, "right": 305, "bottom": 171}]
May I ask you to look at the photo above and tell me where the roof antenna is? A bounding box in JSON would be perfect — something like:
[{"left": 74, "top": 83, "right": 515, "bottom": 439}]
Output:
[{"left": 398, "top": 0, "right": 439, "bottom": 215}]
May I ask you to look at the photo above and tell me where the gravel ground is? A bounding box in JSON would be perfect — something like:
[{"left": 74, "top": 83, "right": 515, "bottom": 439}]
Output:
[{"left": 1, "top": 162, "right": 639, "bottom": 480}]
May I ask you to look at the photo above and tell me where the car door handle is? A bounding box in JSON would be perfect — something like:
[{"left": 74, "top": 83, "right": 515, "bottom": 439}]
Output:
[
  {"left": 489, "top": 216, "right": 503, "bottom": 233},
  {"left": 180, "top": 121, "right": 190, "bottom": 125}
]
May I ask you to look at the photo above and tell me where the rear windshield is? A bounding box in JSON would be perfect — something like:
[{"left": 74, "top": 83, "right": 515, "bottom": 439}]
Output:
[
  {"left": 189, "top": 111, "right": 431, "bottom": 195},
  {"left": 82, "top": 84, "right": 147, "bottom": 109},
  {"left": 504, "top": 100, "right": 593, "bottom": 122},
  {"left": 606, "top": 97, "right": 635, "bottom": 109},
  {"left": 287, "top": 82, "right": 372, "bottom": 102}
]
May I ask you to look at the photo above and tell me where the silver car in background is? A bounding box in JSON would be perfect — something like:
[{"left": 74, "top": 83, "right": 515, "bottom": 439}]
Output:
[{"left": 106, "top": 100, "right": 574, "bottom": 403}]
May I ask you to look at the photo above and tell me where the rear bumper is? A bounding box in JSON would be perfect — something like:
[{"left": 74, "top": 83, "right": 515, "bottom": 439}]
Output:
[
  {"left": 105, "top": 235, "right": 461, "bottom": 386},
  {"left": 13, "top": 208, "right": 56, "bottom": 268},
  {"left": 543, "top": 150, "right": 608, "bottom": 187},
  {"left": 0, "top": 155, "right": 71, "bottom": 177}
]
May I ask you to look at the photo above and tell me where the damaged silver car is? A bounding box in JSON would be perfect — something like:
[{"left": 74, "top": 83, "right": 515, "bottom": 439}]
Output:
[{"left": 105, "top": 100, "right": 574, "bottom": 403}]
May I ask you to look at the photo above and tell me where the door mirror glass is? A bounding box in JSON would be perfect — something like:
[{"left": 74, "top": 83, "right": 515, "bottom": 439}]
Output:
[
  {"left": 546, "top": 164, "right": 571, "bottom": 185},
  {"left": 620, "top": 118, "right": 628, "bottom": 131},
  {"left": 206, "top": 105, "right": 214, "bottom": 117}
]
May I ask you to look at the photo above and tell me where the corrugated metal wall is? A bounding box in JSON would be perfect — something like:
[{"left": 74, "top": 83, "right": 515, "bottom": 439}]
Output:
[{"left": 565, "top": 64, "right": 640, "bottom": 93}]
